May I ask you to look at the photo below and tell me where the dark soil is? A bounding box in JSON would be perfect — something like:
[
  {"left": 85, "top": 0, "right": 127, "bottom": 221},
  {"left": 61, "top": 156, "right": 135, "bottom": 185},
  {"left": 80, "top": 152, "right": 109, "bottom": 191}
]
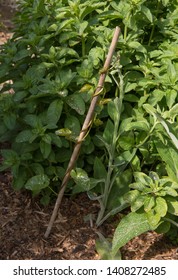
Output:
[{"left": 0, "top": 5, "right": 178, "bottom": 260}]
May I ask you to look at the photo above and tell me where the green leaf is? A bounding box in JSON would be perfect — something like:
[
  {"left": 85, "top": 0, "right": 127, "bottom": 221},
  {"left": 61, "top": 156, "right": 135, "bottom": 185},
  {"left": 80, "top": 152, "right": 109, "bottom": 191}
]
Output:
[
  {"left": 124, "top": 83, "right": 137, "bottom": 93},
  {"left": 124, "top": 190, "right": 140, "bottom": 204},
  {"left": 40, "top": 140, "right": 51, "bottom": 159},
  {"left": 107, "top": 100, "right": 118, "bottom": 122},
  {"left": 55, "top": 128, "right": 72, "bottom": 137},
  {"left": 169, "top": 104, "right": 178, "bottom": 120},
  {"left": 25, "top": 174, "right": 50, "bottom": 192},
  {"left": 20, "top": 153, "right": 32, "bottom": 161},
  {"left": 0, "top": 149, "right": 19, "bottom": 170},
  {"left": 4, "top": 113, "right": 16, "bottom": 130},
  {"left": 107, "top": 169, "right": 132, "bottom": 211},
  {"left": 131, "top": 194, "right": 145, "bottom": 212},
  {"left": 124, "top": 119, "right": 150, "bottom": 132},
  {"left": 155, "top": 221, "right": 171, "bottom": 234},
  {"left": 78, "top": 21, "right": 88, "bottom": 35},
  {"left": 165, "top": 89, "right": 177, "bottom": 109},
  {"left": 31, "top": 163, "right": 44, "bottom": 175},
  {"left": 24, "top": 114, "right": 41, "bottom": 128},
  {"left": 48, "top": 23, "right": 58, "bottom": 31},
  {"left": 144, "top": 196, "right": 155, "bottom": 212},
  {"left": 161, "top": 0, "right": 169, "bottom": 6},
  {"left": 143, "top": 103, "right": 157, "bottom": 115},
  {"left": 58, "top": 69, "right": 77, "bottom": 88},
  {"left": 155, "top": 197, "right": 167, "bottom": 217},
  {"left": 13, "top": 49, "right": 31, "bottom": 61},
  {"left": 167, "top": 61, "right": 177, "bottom": 84},
  {"left": 164, "top": 187, "right": 178, "bottom": 197},
  {"left": 141, "top": 5, "right": 153, "bottom": 23},
  {"left": 166, "top": 196, "right": 178, "bottom": 216},
  {"left": 114, "top": 149, "right": 136, "bottom": 166},
  {"left": 129, "top": 182, "right": 146, "bottom": 191},
  {"left": 128, "top": 41, "right": 147, "bottom": 53},
  {"left": 156, "top": 143, "right": 178, "bottom": 180},
  {"left": 103, "top": 119, "right": 114, "bottom": 145},
  {"left": 71, "top": 168, "right": 90, "bottom": 191},
  {"left": 50, "top": 133, "right": 62, "bottom": 148},
  {"left": 118, "top": 131, "right": 135, "bottom": 150},
  {"left": 15, "top": 130, "right": 34, "bottom": 143},
  {"left": 89, "top": 47, "right": 104, "bottom": 67},
  {"left": 13, "top": 91, "right": 28, "bottom": 102},
  {"left": 148, "top": 89, "right": 165, "bottom": 106},
  {"left": 94, "top": 157, "right": 107, "bottom": 180},
  {"left": 77, "top": 59, "right": 93, "bottom": 79},
  {"left": 107, "top": 97, "right": 121, "bottom": 122},
  {"left": 156, "top": 115, "right": 178, "bottom": 150},
  {"left": 66, "top": 94, "right": 85, "bottom": 115},
  {"left": 47, "top": 100, "right": 63, "bottom": 129},
  {"left": 12, "top": 167, "right": 28, "bottom": 190},
  {"left": 112, "top": 212, "right": 151, "bottom": 255},
  {"left": 146, "top": 210, "right": 161, "bottom": 228},
  {"left": 124, "top": 94, "right": 139, "bottom": 102},
  {"left": 64, "top": 115, "right": 81, "bottom": 135},
  {"left": 80, "top": 3, "right": 105, "bottom": 20},
  {"left": 56, "top": 148, "right": 71, "bottom": 163},
  {"left": 56, "top": 19, "right": 74, "bottom": 32},
  {"left": 134, "top": 172, "right": 152, "bottom": 186}
]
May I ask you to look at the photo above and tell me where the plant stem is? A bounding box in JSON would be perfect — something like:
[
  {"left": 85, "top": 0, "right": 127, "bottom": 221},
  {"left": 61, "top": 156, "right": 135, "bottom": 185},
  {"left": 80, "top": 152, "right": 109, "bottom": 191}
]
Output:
[
  {"left": 136, "top": 121, "right": 158, "bottom": 149},
  {"left": 148, "top": 1, "right": 160, "bottom": 46},
  {"left": 96, "top": 69, "right": 125, "bottom": 226},
  {"left": 81, "top": 35, "right": 85, "bottom": 57},
  {"left": 124, "top": 25, "right": 128, "bottom": 41},
  {"left": 164, "top": 218, "right": 178, "bottom": 228}
]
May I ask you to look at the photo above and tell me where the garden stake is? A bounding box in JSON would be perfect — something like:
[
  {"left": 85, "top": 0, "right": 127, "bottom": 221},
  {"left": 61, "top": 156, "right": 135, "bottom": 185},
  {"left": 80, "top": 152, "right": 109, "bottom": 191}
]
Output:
[{"left": 44, "top": 26, "right": 121, "bottom": 238}]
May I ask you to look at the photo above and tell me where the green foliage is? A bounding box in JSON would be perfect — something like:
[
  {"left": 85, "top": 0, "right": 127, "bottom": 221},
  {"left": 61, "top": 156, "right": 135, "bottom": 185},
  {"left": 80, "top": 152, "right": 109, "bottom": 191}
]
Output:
[
  {"left": 112, "top": 212, "right": 152, "bottom": 256},
  {"left": 1, "top": 0, "right": 178, "bottom": 258},
  {"left": 0, "top": 0, "right": 110, "bottom": 199},
  {"left": 96, "top": 232, "right": 121, "bottom": 260}
]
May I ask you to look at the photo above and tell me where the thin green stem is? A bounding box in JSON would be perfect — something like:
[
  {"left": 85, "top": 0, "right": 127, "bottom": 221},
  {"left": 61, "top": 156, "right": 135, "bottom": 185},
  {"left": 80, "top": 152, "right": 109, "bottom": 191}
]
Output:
[
  {"left": 96, "top": 69, "right": 124, "bottom": 226},
  {"left": 164, "top": 217, "right": 178, "bottom": 228},
  {"left": 148, "top": 24, "right": 155, "bottom": 46},
  {"left": 148, "top": 1, "right": 160, "bottom": 46},
  {"left": 124, "top": 25, "right": 128, "bottom": 41},
  {"left": 81, "top": 35, "right": 85, "bottom": 57},
  {"left": 136, "top": 121, "right": 158, "bottom": 149},
  {"left": 48, "top": 185, "right": 58, "bottom": 196}
]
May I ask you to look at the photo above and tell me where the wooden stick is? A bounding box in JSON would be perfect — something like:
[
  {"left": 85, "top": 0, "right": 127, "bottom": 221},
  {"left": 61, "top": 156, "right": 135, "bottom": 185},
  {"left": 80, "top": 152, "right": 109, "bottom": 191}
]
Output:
[{"left": 44, "top": 26, "right": 121, "bottom": 238}]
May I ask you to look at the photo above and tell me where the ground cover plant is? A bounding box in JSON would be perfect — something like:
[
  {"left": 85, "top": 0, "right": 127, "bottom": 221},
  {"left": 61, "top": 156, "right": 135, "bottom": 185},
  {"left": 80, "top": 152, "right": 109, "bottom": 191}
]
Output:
[{"left": 0, "top": 0, "right": 178, "bottom": 259}]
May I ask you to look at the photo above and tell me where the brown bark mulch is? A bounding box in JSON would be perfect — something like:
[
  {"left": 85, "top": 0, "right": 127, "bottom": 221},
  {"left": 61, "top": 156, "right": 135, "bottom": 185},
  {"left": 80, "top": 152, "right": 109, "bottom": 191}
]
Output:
[{"left": 0, "top": 169, "right": 178, "bottom": 260}]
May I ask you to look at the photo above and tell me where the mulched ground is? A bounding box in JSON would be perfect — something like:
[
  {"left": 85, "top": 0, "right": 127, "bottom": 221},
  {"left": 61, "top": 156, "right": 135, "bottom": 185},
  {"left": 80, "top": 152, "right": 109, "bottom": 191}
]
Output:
[
  {"left": 0, "top": 5, "right": 178, "bottom": 260},
  {"left": 0, "top": 170, "right": 178, "bottom": 260}
]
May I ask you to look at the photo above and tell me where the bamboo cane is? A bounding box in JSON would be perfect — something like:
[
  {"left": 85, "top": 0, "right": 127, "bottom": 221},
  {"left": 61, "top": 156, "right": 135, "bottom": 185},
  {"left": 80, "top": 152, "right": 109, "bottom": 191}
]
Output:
[{"left": 44, "top": 26, "right": 121, "bottom": 238}]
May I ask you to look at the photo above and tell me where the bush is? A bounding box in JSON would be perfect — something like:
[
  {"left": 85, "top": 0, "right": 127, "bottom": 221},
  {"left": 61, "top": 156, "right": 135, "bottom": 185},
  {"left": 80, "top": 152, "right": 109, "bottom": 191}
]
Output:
[{"left": 0, "top": 0, "right": 111, "bottom": 203}]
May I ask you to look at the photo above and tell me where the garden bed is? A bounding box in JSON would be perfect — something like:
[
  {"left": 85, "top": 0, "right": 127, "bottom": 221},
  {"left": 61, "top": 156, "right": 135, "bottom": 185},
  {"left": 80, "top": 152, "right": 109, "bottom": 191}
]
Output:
[
  {"left": 1, "top": 1, "right": 178, "bottom": 260},
  {"left": 0, "top": 165, "right": 178, "bottom": 260}
]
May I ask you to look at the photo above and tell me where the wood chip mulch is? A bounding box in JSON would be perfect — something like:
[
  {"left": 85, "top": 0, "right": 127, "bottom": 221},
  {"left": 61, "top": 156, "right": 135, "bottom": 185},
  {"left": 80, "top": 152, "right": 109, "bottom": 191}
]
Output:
[{"left": 0, "top": 170, "right": 178, "bottom": 260}]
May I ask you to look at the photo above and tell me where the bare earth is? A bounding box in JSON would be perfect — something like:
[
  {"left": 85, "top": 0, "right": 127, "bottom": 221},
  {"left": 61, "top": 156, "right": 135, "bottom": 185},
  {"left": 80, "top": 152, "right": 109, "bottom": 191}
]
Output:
[{"left": 0, "top": 5, "right": 178, "bottom": 260}]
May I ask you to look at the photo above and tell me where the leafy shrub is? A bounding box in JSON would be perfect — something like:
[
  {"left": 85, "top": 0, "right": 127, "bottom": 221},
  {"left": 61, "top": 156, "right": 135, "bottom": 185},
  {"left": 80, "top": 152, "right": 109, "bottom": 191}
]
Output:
[
  {"left": 1, "top": 0, "right": 178, "bottom": 257},
  {"left": 0, "top": 0, "right": 112, "bottom": 203}
]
